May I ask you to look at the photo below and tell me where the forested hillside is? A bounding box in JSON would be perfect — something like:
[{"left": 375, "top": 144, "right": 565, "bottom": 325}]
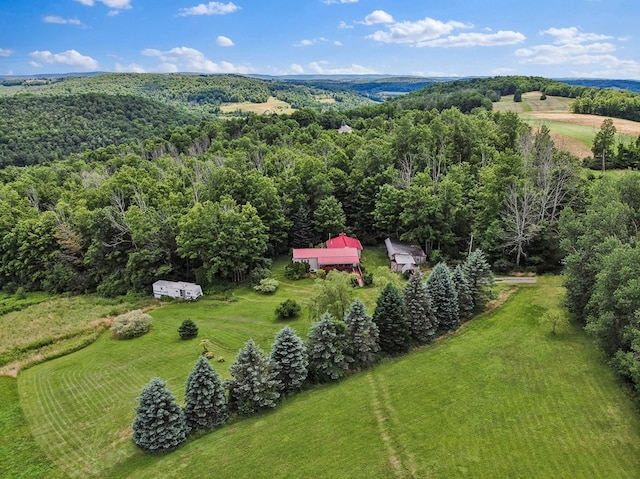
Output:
[
  {"left": 0, "top": 73, "right": 373, "bottom": 112},
  {"left": 0, "top": 96, "right": 584, "bottom": 296},
  {"left": 0, "top": 93, "right": 200, "bottom": 166}
]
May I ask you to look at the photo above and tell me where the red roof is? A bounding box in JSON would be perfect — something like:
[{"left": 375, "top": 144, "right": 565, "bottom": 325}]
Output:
[
  {"left": 293, "top": 247, "right": 360, "bottom": 265},
  {"left": 326, "top": 234, "right": 363, "bottom": 250}
]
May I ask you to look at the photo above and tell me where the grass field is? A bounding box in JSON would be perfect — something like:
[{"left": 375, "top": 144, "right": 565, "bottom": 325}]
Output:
[
  {"left": 219, "top": 96, "right": 294, "bottom": 115},
  {"left": 492, "top": 92, "right": 640, "bottom": 158},
  {"left": 0, "top": 295, "right": 151, "bottom": 376},
  {"left": 13, "top": 274, "right": 640, "bottom": 478}
]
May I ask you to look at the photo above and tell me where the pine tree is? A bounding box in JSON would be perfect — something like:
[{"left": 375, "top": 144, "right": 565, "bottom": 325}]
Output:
[
  {"left": 225, "top": 339, "right": 279, "bottom": 416},
  {"left": 306, "top": 312, "right": 350, "bottom": 382},
  {"left": 183, "top": 356, "right": 228, "bottom": 433},
  {"left": 132, "top": 377, "right": 187, "bottom": 454},
  {"left": 426, "top": 262, "right": 460, "bottom": 332},
  {"left": 178, "top": 319, "right": 199, "bottom": 339},
  {"left": 290, "top": 206, "right": 315, "bottom": 248},
  {"left": 373, "top": 283, "right": 410, "bottom": 355},
  {"left": 452, "top": 265, "right": 474, "bottom": 321},
  {"left": 270, "top": 326, "right": 308, "bottom": 395},
  {"left": 463, "top": 249, "right": 494, "bottom": 312},
  {"left": 344, "top": 299, "right": 380, "bottom": 369},
  {"left": 402, "top": 271, "right": 438, "bottom": 343}
]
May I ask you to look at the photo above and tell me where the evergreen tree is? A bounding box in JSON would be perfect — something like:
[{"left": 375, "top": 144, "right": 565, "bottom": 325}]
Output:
[
  {"left": 452, "top": 265, "right": 474, "bottom": 321},
  {"left": 132, "top": 377, "right": 187, "bottom": 454},
  {"left": 178, "top": 319, "right": 199, "bottom": 339},
  {"left": 183, "top": 356, "right": 228, "bottom": 433},
  {"left": 307, "top": 312, "right": 350, "bottom": 382},
  {"left": 463, "top": 249, "right": 494, "bottom": 312},
  {"left": 225, "top": 339, "right": 279, "bottom": 416},
  {"left": 290, "top": 206, "right": 315, "bottom": 248},
  {"left": 373, "top": 283, "right": 410, "bottom": 355},
  {"left": 426, "top": 262, "right": 460, "bottom": 332},
  {"left": 270, "top": 326, "right": 308, "bottom": 394},
  {"left": 402, "top": 271, "right": 438, "bottom": 343},
  {"left": 344, "top": 299, "right": 380, "bottom": 369}
]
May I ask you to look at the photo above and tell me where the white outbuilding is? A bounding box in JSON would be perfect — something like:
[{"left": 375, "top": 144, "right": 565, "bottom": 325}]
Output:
[{"left": 152, "top": 280, "right": 203, "bottom": 300}]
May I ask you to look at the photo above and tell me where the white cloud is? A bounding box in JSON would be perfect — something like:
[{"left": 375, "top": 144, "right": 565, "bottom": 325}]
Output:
[
  {"left": 302, "top": 61, "right": 377, "bottom": 75},
  {"left": 29, "top": 49, "right": 99, "bottom": 70},
  {"left": 333, "top": 41, "right": 343, "bottom": 46},
  {"left": 362, "top": 10, "right": 394, "bottom": 25},
  {"left": 338, "top": 21, "right": 353, "bottom": 29},
  {"left": 0, "top": 48, "right": 13, "bottom": 57},
  {"left": 216, "top": 35, "right": 234, "bottom": 47},
  {"left": 74, "top": 0, "right": 132, "bottom": 9},
  {"left": 141, "top": 46, "right": 249, "bottom": 73},
  {"left": 294, "top": 37, "right": 328, "bottom": 47},
  {"left": 323, "top": 0, "right": 358, "bottom": 4},
  {"left": 43, "top": 15, "right": 83, "bottom": 26},
  {"left": 290, "top": 63, "right": 305, "bottom": 74},
  {"left": 367, "top": 17, "right": 471, "bottom": 44},
  {"left": 542, "top": 27, "right": 612, "bottom": 45},
  {"left": 420, "top": 30, "right": 525, "bottom": 48},
  {"left": 178, "top": 2, "right": 240, "bottom": 16},
  {"left": 114, "top": 62, "right": 147, "bottom": 73}
]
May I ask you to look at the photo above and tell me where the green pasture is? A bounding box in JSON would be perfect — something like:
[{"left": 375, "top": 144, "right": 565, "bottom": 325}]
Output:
[{"left": 13, "top": 274, "right": 640, "bottom": 478}]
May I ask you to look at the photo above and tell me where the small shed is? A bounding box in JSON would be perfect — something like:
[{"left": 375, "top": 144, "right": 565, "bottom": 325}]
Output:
[
  {"left": 152, "top": 280, "right": 203, "bottom": 300},
  {"left": 385, "top": 238, "right": 427, "bottom": 273}
]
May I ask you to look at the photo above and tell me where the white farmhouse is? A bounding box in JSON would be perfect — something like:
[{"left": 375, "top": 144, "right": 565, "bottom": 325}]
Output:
[{"left": 152, "top": 280, "right": 203, "bottom": 300}]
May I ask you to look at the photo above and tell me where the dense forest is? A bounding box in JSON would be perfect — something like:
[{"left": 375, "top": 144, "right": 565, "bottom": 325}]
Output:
[{"left": 0, "top": 93, "right": 201, "bottom": 166}]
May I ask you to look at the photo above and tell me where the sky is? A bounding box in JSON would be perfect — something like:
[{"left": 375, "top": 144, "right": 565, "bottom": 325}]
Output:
[{"left": 1, "top": 0, "right": 639, "bottom": 79}]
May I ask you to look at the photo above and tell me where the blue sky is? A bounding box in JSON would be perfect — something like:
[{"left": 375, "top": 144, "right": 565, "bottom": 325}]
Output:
[{"left": 1, "top": 0, "right": 639, "bottom": 78}]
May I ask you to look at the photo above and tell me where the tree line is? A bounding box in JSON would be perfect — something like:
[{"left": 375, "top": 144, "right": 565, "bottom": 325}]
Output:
[
  {"left": 560, "top": 173, "right": 640, "bottom": 395},
  {"left": 132, "top": 253, "right": 493, "bottom": 454}
]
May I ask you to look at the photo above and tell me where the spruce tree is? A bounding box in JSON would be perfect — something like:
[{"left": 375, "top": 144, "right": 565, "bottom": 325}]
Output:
[
  {"left": 402, "top": 271, "right": 438, "bottom": 344},
  {"left": 426, "top": 262, "right": 460, "bottom": 332},
  {"left": 344, "top": 299, "right": 380, "bottom": 369},
  {"left": 452, "top": 265, "right": 474, "bottom": 321},
  {"left": 306, "top": 312, "right": 350, "bottom": 382},
  {"left": 290, "top": 206, "right": 315, "bottom": 248},
  {"left": 184, "top": 356, "right": 228, "bottom": 433},
  {"left": 132, "top": 377, "right": 187, "bottom": 454},
  {"left": 373, "top": 283, "right": 410, "bottom": 355},
  {"left": 463, "top": 249, "right": 494, "bottom": 312},
  {"left": 270, "top": 326, "right": 308, "bottom": 394},
  {"left": 225, "top": 339, "right": 279, "bottom": 416}
]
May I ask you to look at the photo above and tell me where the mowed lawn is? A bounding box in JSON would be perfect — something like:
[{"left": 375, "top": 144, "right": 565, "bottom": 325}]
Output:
[{"left": 14, "top": 275, "right": 640, "bottom": 478}]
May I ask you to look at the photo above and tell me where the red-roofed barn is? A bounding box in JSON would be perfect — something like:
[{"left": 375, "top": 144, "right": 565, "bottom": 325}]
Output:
[
  {"left": 292, "top": 247, "right": 360, "bottom": 273},
  {"left": 325, "top": 233, "right": 363, "bottom": 254}
]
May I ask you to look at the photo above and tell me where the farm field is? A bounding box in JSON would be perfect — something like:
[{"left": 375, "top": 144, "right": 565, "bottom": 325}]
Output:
[
  {"left": 8, "top": 274, "right": 640, "bottom": 478},
  {"left": 493, "top": 92, "right": 640, "bottom": 158},
  {"left": 219, "top": 96, "right": 294, "bottom": 115}
]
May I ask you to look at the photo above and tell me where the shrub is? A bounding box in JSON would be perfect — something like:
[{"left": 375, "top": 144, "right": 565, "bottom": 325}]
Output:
[
  {"left": 284, "top": 261, "right": 310, "bottom": 280},
  {"left": 178, "top": 319, "right": 199, "bottom": 339},
  {"left": 250, "top": 266, "right": 272, "bottom": 286},
  {"left": 362, "top": 271, "right": 374, "bottom": 286},
  {"left": 275, "top": 299, "right": 301, "bottom": 321},
  {"left": 253, "top": 278, "right": 279, "bottom": 294},
  {"left": 111, "top": 310, "right": 151, "bottom": 339},
  {"left": 316, "top": 268, "right": 327, "bottom": 279}
]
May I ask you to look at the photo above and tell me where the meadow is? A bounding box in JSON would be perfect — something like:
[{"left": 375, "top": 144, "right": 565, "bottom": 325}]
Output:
[
  {"left": 3, "top": 266, "right": 639, "bottom": 478},
  {"left": 494, "top": 92, "right": 640, "bottom": 158}
]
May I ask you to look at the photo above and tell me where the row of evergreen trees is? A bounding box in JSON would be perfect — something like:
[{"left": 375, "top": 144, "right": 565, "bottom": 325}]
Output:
[{"left": 132, "top": 250, "right": 493, "bottom": 454}]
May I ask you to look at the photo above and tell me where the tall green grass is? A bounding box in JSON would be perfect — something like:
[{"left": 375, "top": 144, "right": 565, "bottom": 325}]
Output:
[{"left": 17, "top": 276, "right": 640, "bottom": 478}]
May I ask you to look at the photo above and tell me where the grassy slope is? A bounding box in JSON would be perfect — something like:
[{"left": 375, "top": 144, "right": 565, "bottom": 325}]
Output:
[
  {"left": 17, "top": 276, "right": 640, "bottom": 478},
  {"left": 0, "top": 377, "right": 66, "bottom": 479}
]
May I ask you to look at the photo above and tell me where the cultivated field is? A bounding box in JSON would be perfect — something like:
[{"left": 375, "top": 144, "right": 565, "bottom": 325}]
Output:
[
  {"left": 219, "top": 96, "right": 294, "bottom": 115},
  {"left": 494, "top": 92, "right": 640, "bottom": 158},
  {"left": 7, "top": 272, "right": 640, "bottom": 478}
]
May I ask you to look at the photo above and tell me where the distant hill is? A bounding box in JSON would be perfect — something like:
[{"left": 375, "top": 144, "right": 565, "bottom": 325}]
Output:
[{"left": 558, "top": 78, "right": 640, "bottom": 94}]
